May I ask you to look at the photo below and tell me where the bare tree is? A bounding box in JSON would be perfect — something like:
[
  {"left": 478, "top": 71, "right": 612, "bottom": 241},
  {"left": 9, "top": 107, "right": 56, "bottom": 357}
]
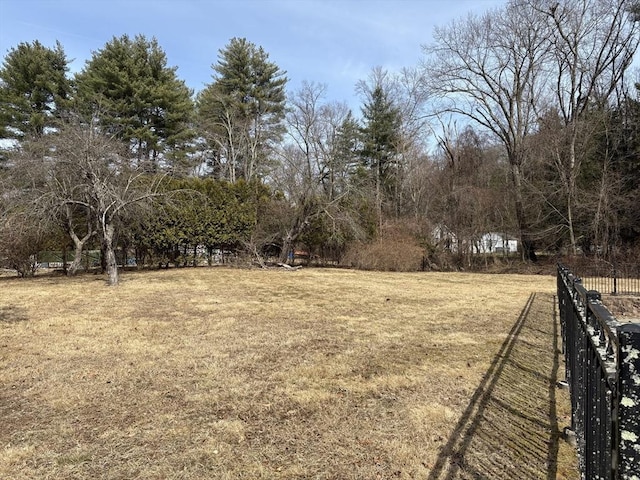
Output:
[
  {"left": 423, "top": 2, "right": 550, "bottom": 260},
  {"left": 431, "top": 123, "right": 511, "bottom": 265},
  {"left": 28, "top": 122, "right": 166, "bottom": 285},
  {"left": 197, "top": 38, "right": 287, "bottom": 182},
  {"left": 1, "top": 144, "right": 55, "bottom": 276},
  {"left": 272, "top": 82, "right": 367, "bottom": 263},
  {"left": 526, "top": 0, "right": 640, "bottom": 254},
  {"left": 0, "top": 210, "right": 50, "bottom": 277},
  {"left": 197, "top": 88, "right": 255, "bottom": 182},
  {"left": 274, "top": 82, "right": 334, "bottom": 262},
  {"left": 27, "top": 155, "right": 95, "bottom": 275}
]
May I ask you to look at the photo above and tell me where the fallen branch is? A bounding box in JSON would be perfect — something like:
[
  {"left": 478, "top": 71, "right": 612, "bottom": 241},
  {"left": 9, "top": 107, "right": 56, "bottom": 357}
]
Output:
[{"left": 277, "top": 263, "right": 302, "bottom": 271}]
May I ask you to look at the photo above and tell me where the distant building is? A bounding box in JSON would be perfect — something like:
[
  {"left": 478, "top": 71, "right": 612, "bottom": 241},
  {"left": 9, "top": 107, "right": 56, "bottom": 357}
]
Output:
[
  {"left": 474, "top": 232, "right": 518, "bottom": 254},
  {"left": 431, "top": 226, "right": 518, "bottom": 255},
  {"left": 432, "top": 224, "right": 458, "bottom": 252}
]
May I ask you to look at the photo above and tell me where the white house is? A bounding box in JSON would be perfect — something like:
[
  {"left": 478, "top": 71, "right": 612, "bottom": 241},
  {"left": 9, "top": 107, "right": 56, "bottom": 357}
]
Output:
[
  {"left": 474, "top": 232, "right": 518, "bottom": 254},
  {"left": 432, "top": 224, "right": 459, "bottom": 252}
]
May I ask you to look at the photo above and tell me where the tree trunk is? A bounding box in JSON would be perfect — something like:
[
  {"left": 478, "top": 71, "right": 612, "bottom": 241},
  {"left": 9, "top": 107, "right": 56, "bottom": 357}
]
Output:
[
  {"left": 100, "top": 241, "right": 107, "bottom": 274},
  {"left": 68, "top": 240, "right": 85, "bottom": 276},
  {"left": 279, "top": 213, "right": 310, "bottom": 264},
  {"left": 103, "top": 223, "right": 119, "bottom": 286},
  {"left": 509, "top": 159, "right": 536, "bottom": 262},
  {"left": 567, "top": 192, "right": 577, "bottom": 255},
  {"left": 67, "top": 230, "right": 93, "bottom": 276},
  {"left": 376, "top": 161, "right": 382, "bottom": 232},
  {"left": 567, "top": 133, "right": 578, "bottom": 255},
  {"left": 62, "top": 244, "right": 68, "bottom": 276},
  {"left": 279, "top": 233, "right": 294, "bottom": 264}
]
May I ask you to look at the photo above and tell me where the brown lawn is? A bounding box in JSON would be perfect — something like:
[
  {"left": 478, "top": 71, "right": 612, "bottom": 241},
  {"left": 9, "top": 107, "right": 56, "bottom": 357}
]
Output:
[{"left": 0, "top": 267, "right": 579, "bottom": 479}]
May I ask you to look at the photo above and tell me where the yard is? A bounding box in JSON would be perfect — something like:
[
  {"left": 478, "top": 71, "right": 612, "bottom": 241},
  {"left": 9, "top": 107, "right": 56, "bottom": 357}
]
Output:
[{"left": 0, "top": 267, "right": 579, "bottom": 479}]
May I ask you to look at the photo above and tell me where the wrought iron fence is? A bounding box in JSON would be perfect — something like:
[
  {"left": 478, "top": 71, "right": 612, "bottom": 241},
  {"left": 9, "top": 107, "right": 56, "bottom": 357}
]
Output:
[
  {"left": 565, "top": 258, "right": 640, "bottom": 296},
  {"left": 557, "top": 264, "right": 640, "bottom": 479}
]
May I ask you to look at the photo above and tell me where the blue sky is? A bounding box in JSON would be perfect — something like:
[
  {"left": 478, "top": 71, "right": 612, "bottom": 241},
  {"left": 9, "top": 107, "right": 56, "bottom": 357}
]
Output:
[{"left": 0, "top": 0, "right": 506, "bottom": 108}]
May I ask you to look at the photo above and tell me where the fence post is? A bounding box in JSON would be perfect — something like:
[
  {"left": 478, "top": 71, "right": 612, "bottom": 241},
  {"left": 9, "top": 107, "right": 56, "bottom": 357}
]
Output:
[{"left": 617, "top": 323, "right": 640, "bottom": 479}]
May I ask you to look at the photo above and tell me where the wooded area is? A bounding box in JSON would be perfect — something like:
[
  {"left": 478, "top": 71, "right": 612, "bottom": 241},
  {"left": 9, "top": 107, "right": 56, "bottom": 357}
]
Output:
[{"left": 1, "top": 0, "right": 639, "bottom": 285}]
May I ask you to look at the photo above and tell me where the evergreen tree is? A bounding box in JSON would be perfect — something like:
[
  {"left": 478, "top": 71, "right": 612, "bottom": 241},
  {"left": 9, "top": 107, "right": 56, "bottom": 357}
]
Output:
[
  {"left": 332, "top": 111, "right": 362, "bottom": 195},
  {"left": 360, "top": 85, "right": 401, "bottom": 221},
  {"left": 75, "top": 34, "right": 195, "bottom": 171},
  {"left": 133, "top": 177, "right": 263, "bottom": 266},
  {"left": 197, "top": 37, "right": 287, "bottom": 181},
  {"left": 0, "top": 40, "right": 71, "bottom": 141}
]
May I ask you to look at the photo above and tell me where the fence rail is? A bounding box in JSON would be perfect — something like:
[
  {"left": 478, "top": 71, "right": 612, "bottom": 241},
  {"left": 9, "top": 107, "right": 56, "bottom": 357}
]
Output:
[
  {"left": 565, "top": 259, "right": 640, "bottom": 296},
  {"left": 557, "top": 264, "right": 640, "bottom": 479}
]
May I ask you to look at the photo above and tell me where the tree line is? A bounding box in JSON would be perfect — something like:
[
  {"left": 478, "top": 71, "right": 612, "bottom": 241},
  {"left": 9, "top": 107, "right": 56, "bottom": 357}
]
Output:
[{"left": 1, "top": 0, "right": 639, "bottom": 284}]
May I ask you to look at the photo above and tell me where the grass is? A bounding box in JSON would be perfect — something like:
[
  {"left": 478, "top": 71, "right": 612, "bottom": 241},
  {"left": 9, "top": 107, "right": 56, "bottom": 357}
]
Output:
[{"left": 0, "top": 267, "right": 579, "bottom": 479}]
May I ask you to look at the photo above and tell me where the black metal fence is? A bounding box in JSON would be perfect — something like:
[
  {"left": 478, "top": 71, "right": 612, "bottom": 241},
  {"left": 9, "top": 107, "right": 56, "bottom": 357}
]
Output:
[
  {"left": 565, "top": 258, "right": 640, "bottom": 296},
  {"left": 557, "top": 264, "right": 640, "bottom": 479}
]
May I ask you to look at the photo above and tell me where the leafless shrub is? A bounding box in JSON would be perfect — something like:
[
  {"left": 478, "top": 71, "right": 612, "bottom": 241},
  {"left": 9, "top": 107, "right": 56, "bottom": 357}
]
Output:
[
  {"left": 342, "top": 222, "right": 424, "bottom": 271},
  {"left": 0, "top": 211, "right": 48, "bottom": 277}
]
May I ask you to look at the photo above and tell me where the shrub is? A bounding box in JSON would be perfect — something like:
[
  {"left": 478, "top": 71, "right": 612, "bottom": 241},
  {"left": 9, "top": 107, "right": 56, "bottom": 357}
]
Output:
[{"left": 341, "top": 222, "right": 425, "bottom": 271}]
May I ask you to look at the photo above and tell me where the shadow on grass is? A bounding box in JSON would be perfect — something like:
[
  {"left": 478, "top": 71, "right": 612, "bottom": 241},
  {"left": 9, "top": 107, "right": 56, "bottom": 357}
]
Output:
[
  {"left": 0, "top": 306, "right": 28, "bottom": 323},
  {"left": 427, "top": 292, "right": 576, "bottom": 479}
]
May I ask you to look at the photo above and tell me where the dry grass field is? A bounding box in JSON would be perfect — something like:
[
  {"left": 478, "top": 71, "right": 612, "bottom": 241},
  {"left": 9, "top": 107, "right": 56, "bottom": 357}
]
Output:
[{"left": 0, "top": 267, "right": 579, "bottom": 479}]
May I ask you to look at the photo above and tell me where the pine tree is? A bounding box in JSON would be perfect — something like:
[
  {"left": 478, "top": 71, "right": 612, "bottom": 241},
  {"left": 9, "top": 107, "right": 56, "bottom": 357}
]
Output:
[
  {"left": 360, "top": 85, "right": 401, "bottom": 222},
  {"left": 75, "top": 34, "right": 195, "bottom": 171},
  {"left": 0, "top": 40, "right": 71, "bottom": 140},
  {"left": 197, "top": 37, "right": 287, "bottom": 181}
]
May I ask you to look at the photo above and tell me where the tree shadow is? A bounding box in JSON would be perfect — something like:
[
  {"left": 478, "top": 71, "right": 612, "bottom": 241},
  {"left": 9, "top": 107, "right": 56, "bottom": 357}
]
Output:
[
  {"left": 427, "top": 292, "right": 576, "bottom": 479},
  {"left": 0, "top": 306, "right": 28, "bottom": 323}
]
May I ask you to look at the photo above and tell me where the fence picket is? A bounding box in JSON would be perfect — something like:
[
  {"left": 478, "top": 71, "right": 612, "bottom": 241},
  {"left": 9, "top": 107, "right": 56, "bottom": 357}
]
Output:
[{"left": 557, "top": 264, "right": 640, "bottom": 479}]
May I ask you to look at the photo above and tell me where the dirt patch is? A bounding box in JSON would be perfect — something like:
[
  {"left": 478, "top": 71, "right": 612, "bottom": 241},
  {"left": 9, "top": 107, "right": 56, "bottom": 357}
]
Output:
[{"left": 601, "top": 295, "right": 640, "bottom": 322}]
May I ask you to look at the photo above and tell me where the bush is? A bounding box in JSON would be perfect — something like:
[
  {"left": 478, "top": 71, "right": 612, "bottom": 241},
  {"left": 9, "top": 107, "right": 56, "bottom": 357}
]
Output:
[
  {"left": 341, "top": 222, "right": 425, "bottom": 272},
  {"left": 0, "top": 213, "right": 47, "bottom": 277}
]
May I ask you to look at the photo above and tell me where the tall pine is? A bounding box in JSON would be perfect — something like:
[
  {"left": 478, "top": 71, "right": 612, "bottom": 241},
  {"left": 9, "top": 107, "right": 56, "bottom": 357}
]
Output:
[
  {"left": 360, "top": 85, "right": 401, "bottom": 222},
  {"left": 0, "top": 40, "right": 71, "bottom": 141},
  {"left": 75, "top": 34, "right": 195, "bottom": 171},
  {"left": 197, "top": 37, "right": 287, "bottom": 181}
]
